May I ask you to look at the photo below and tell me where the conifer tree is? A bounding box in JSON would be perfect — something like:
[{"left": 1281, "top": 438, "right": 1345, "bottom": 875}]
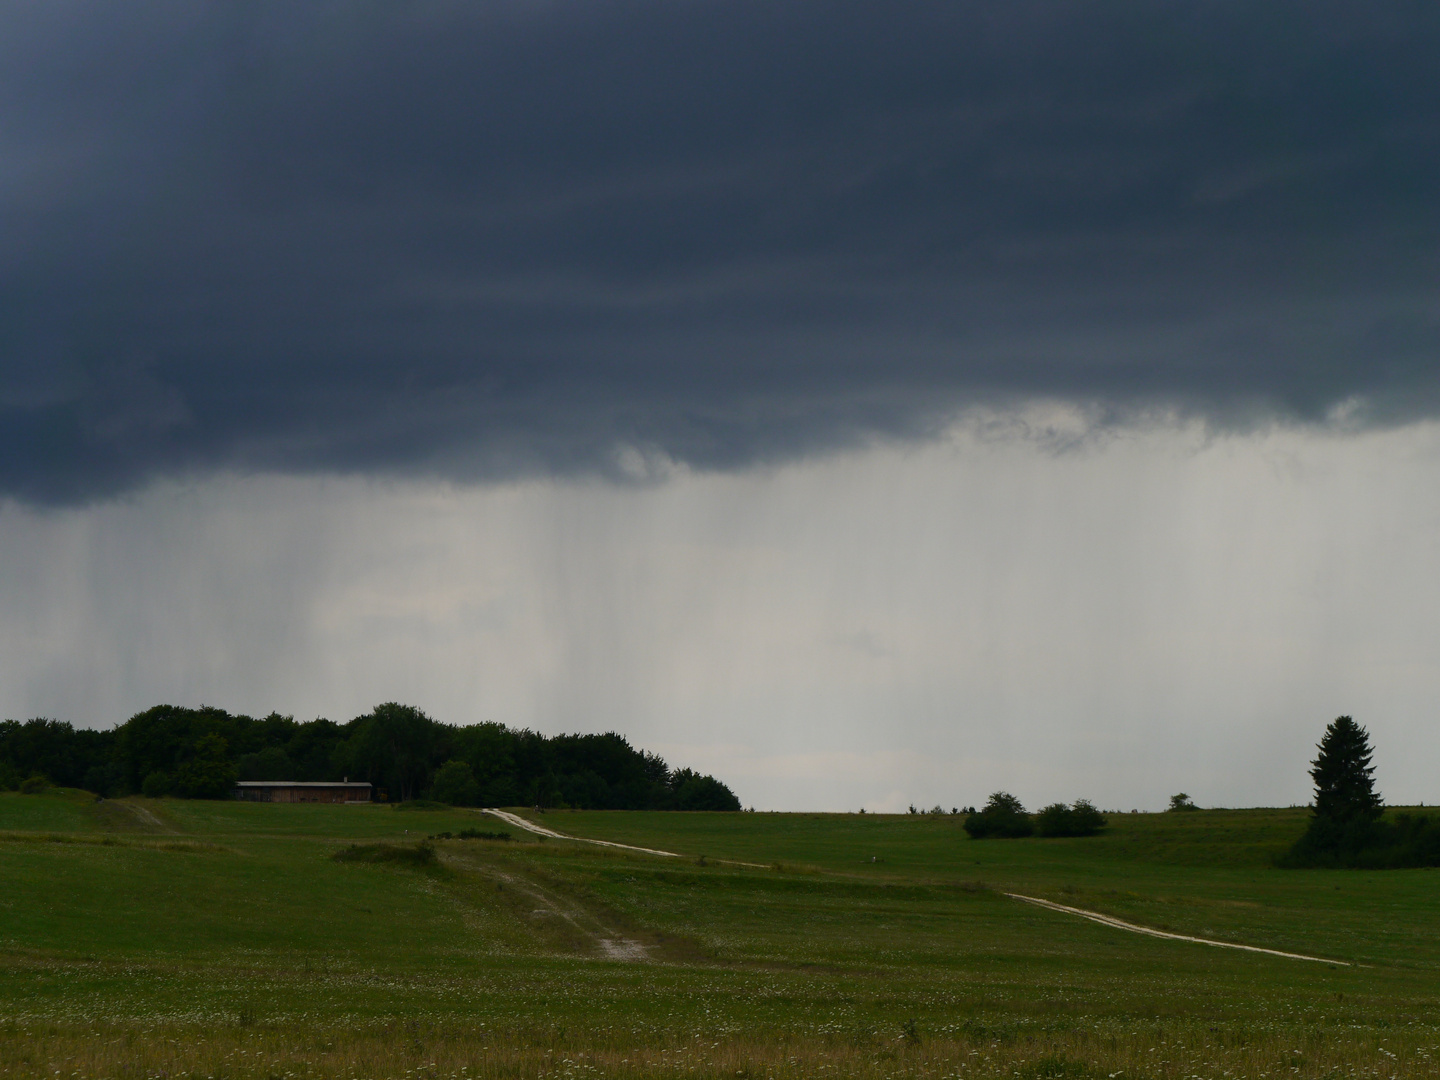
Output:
[
  {"left": 1310, "top": 715, "right": 1383, "bottom": 828},
  {"left": 1283, "top": 715, "right": 1385, "bottom": 866},
  {"left": 1286, "top": 715, "right": 1440, "bottom": 868}
]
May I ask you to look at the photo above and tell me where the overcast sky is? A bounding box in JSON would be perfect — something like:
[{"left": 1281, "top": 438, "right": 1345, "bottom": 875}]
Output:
[{"left": 3, "top": 2, "right": 1438, "bottom": 809}]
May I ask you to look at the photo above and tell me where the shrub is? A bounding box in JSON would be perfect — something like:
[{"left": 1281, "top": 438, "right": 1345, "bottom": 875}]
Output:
[
  {"left": 1036, "top": 799, "right": 1107, "bottom": 837},
  {"left": 332, "top": 841, "right": 437, "bottom": 867},
  {"left": 18, "top": 774, "right": 50, "bottom": 795},
  {"left": 964, "top": 791, "right": 1033, "bottom": 838},
  {"left": 1362, "top": 813, "right": 1440, "bottom": 868},
  {"left": 430, "top": 829, "right": 511, "bottom": 841},
  {"left": 1167, "top": 793, "right": 1200, "bottom": 812},
  {"left": 1282, "top": 811, "right": 1440, "bottom": 869},
  {"left": 1069, "top": 799, "right": 1107, "bottom": 834}
]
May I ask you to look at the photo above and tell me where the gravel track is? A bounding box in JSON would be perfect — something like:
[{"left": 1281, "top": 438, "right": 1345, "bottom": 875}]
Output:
[
  {"left": 1007, "top": 892, "right": 1350, "bottom": 965},
  {"left": 479, "top": 808, "right": 683, "bottom": 856}
]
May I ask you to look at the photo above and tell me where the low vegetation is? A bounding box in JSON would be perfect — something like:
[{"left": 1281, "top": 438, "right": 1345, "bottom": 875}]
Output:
[
  {"left": 331, "top": 840, "right": 439, "bottom": 867},
  {"left": 427, "top": 828, "right": 512, "bottom": 841},
  {"left": 3, "top": 789, "right": 1439, "bottom": 1079},
  {"left": 963, "top": 793, "right": 1105, "bottom": 838},
  {"left": 1034, "top": 799, "right": 1107, "bottom": 837},
  {"left": 963, "top": 790, "right": 1035, "bottom": 837}
]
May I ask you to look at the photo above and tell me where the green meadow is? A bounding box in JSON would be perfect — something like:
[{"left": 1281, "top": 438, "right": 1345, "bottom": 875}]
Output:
[{"left": 1, "top": 791, "right": 1437, "bottom": 1079}]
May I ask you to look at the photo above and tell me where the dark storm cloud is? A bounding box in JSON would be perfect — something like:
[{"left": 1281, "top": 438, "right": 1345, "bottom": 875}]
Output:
[{"left": 2, "top": 0, "right": 1438, "bottom": 501}]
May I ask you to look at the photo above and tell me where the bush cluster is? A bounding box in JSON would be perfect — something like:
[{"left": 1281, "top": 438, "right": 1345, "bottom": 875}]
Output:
[
  {"left": 1284, "top": 812, "right": 1440, "bottom": 869},
  {"left": 963, "top": 792, "right": 1034, "bottom": 838},
  {"left": 332, "top": 841, "right": 437, "bottom": 867},
  {"left": 964, "top": 793, "right": 1107, "bottom": 839},
  {"left": 1035, "top": 799, "right": 1107, "bottom": 837}
]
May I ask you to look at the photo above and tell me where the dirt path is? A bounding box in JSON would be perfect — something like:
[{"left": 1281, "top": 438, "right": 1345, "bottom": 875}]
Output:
[
  {"left": 479, "top": 809, "right": 683, "bottom": 857},
  {"left": 479, "top": 809, "right": 770, "bottom": 868},
  {"left": 94, "top": 799, "right": 177, "bottom": 834},
  {"left": 126, "top": 803, "right": 174, "bottom": 831},
  {"left": 1007, "top": 892, "right": 1351, "bottom": 965},
  {"left": 445, "top": 846, "right": 652, "bottom": 961},
  {"left": 481, "top": 811, "right": 1341, "bottom": 965}
]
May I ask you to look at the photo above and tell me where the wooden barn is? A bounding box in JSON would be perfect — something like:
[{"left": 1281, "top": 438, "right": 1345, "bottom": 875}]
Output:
[{"left": 233, "top": 780, "right": 373, "bottom": 804}]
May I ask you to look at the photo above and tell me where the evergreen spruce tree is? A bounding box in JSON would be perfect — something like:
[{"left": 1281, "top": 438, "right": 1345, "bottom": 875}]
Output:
[
  {"left": 1310, "top": 715, "right": 1383, "bottom": 828},
  {"left": 1285, "top": 715, "right": 1384, "bottom": 865}
]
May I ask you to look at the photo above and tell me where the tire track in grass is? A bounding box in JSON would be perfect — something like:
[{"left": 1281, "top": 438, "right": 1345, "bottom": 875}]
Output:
[
  {"left": 1006, "top": 892, "right": 1351, "bottom": 965},
  {"left": 479, "top": 809, "right": 682, "bottom": 857},
  {"left": 478, "top": 808, "right": 771, "bottom": 868},
  {"left": 446, "top": 847, "right": 653, "bottom": 961}
]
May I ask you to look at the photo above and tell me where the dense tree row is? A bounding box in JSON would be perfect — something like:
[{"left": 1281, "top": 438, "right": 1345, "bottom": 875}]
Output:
[{"left": 0, "top": 703, "right": 742, "bottom": 811}]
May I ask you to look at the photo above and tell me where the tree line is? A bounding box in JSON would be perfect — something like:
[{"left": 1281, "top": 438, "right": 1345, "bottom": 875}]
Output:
[{"left": 0, "top": 703, "right": 742, "bottom": 811}]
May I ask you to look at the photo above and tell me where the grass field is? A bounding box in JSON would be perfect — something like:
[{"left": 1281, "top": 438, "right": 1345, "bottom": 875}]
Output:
[{"left": 1, "top": 791, "right": 1437, "bottom": 1079}]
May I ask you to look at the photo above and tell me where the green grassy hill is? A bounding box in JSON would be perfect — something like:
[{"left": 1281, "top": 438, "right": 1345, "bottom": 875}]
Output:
[{"left": 2, "top": 791, "right": 1437, "bottom": 1079}]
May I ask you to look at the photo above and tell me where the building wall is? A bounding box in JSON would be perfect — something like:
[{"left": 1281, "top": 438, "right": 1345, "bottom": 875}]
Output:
[{"left": 235, "top": 785, "right": 370, "bottom": 803}]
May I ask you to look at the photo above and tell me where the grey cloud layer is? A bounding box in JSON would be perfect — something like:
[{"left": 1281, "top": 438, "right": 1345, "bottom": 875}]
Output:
[{"left": 3, "top": 1, "right": 1438, "bottom": 501}]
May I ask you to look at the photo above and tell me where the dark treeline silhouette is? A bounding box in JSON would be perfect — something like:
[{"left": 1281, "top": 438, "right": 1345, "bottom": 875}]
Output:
[
  {"left": 962, "top": 792, "right": 1106, "bottom": 839},
  {"left": 1283, "top": 715, "right": 1440, "bottom": 868},
  {"left": 0, "top": 703, "right": 742, "bottom": 811}
]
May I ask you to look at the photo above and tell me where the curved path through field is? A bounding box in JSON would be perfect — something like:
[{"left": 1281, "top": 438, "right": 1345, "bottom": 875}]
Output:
[
  {"left": 479, "top": 808, "right": 683, "bottom": 857},
  {"left": 479, "top": 808, "right": 770, "bottom": 867},
  {"left": 480, "top": 809, "right": 1351, "bottom": 965},
  {"left": 1006, "top": 892, "right": 1350, "bottom": 965}
]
